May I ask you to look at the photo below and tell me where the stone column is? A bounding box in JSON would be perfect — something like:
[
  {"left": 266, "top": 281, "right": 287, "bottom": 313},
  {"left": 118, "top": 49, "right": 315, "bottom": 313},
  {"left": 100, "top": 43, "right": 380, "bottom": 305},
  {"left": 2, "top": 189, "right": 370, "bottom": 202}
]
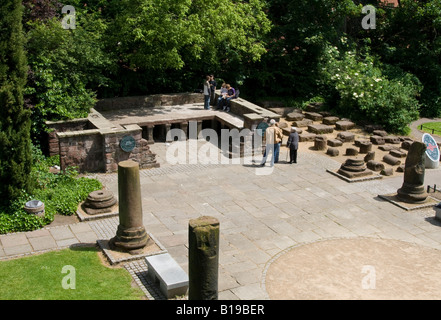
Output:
[
  {"left": 165, "top": 124, "right": 172, "bottom": 142},
  {"left": 188, "top": 216, "right": 220, "bottom": 300},
  {"left": 110, "top": 160, "right": 149, "bottom": 254},
  {"left": 397, "top": 141, "right": 428, "bottom": 203},
  {"left": 146, "top": 126, "right": 155, "bottom": 144},
  {"left": 180, "top": 122, "right": 188, "bottom": 141}
]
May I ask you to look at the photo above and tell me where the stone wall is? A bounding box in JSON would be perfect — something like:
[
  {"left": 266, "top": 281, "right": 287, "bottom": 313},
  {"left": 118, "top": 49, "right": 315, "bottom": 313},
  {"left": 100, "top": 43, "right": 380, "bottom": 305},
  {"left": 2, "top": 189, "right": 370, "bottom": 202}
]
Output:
[
  {"left": 56, "top": 124, "right": 159, "bottom": 173},
  {"left": 58, "top": 129, "right": 104, "bottom": 173},
  {"left": 47, "top": 118, "right": 95, "bottom": 157},
  {"left": 95, "top": 92, "right": 203, "bottom": 112},
  {"left": 100, "top": 125, "right": 158, "bottom": 172}
]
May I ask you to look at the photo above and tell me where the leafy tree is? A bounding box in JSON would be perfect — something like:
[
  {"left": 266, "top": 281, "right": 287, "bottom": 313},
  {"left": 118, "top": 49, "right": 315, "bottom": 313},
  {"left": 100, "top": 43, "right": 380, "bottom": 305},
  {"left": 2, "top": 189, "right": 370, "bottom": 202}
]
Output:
[
  {"left": 318, "top": 39, "right": 421, "bottom": 133},
  {"left": 102, "top": 0, "right": 271, "bottom": 95},
  {"left": 0, "top": 0, "right": 33, "bottom": 206},
  {"left": 245, "top": 0, "right": 360, "bottom": 100},
  {"left": 24, "top": 1, "right": 115, "bottom": 143}
]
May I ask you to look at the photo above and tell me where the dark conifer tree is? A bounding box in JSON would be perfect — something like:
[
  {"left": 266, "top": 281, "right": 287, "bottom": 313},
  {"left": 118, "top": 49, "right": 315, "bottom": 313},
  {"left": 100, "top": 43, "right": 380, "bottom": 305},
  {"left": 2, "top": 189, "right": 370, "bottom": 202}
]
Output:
[{"left": 0, "top": 0, "right": 33, "bottom": 206}]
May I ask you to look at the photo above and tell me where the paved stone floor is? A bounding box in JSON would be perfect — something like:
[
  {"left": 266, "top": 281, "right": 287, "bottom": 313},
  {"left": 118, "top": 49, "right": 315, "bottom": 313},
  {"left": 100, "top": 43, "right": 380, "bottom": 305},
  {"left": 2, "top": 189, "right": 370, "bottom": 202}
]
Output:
[{"left": 2, "top": 140, "right": 441, "bottom": 300}]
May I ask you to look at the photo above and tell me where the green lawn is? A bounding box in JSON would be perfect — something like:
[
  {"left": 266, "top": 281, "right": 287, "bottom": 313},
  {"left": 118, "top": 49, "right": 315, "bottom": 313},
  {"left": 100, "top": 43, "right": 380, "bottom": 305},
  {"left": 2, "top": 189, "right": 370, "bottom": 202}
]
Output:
[
  {"left": 420, "top": 122, "right": 441, "bottom": 136},
  {"left": 0, "top": 246, "right": 145, "bottom": 300}
]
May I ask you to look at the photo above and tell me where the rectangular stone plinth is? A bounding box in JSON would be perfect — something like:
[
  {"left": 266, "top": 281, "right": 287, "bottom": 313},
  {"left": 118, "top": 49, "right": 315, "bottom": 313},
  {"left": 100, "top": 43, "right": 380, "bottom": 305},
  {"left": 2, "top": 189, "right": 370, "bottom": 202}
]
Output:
[
  {"left": 326, "top": 169, "right": 382, "bottom": 183},
  {"left": 307, "top": 124, "right": 334, "bottom": 134},
  {"left": 146, "top": 253, "right": 189, "bottom": 299},
  {"left": 378, "top": 193, "right": 438, "bottom": 211},
  {"left": 299, "top": 132, "right": 317, "bottom": 142},
  {"left": 304, "top": 112, "right": 323, "bottom": 121}
]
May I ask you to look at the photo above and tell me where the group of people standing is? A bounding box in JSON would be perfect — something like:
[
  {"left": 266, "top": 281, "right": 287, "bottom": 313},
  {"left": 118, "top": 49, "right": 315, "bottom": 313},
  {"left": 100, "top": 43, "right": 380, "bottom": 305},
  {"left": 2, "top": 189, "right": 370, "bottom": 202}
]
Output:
[
  {"left": 203, "top": 75, "right": 237, "bottom": 112},
  {"left": 203, "top": 76, "right": 298, "bottom": 167},
  {"left": 260, "top": 120, "right": 299, "bottom": 167}
]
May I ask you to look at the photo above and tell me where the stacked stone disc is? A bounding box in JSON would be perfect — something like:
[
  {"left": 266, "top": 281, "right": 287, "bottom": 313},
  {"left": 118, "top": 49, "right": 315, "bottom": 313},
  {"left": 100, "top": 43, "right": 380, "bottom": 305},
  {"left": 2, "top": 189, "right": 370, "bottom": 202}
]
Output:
[
  {"left": 83, "top": 190, "right": 117, "bottom": 215},
  {"left": 337, "top": 158, "right": 373, "bottom": 179}
]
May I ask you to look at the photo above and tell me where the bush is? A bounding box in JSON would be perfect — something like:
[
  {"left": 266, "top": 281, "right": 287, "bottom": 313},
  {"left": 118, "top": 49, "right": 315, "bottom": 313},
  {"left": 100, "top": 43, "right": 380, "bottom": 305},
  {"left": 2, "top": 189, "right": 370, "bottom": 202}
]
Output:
[
  {"left": 318, "top": 39, "right": 422, "bottom": 134},
  {"left": 0, "top": 146, "right": 102, "bottom": 234}
]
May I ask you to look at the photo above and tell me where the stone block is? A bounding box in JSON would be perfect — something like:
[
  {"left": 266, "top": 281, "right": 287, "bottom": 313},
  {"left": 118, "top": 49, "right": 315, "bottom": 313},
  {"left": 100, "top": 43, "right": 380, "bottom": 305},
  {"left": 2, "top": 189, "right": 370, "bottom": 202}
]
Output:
[
  {"left": 335, "top": 120, "right": 355, "bottom": 131},
  {"left": 299, "top": 132, "right": 317, "bottom": 142},
  {"left": 308, "top": 124, "right": 334, "bottom": 134},
  {"left": 384, "top": 136, "right": 401, "bottom": 144},
  {"left": 364, "top": 124, "right": 384, "bottom": 133},
  {"left": 364, "top": 151, "right": 375, "bottom": 162},
  {"left": 337, "top": 132, "right": 355, "bottom": 143},
  {"left": 370, "top": 135, "right": 385, "bottom": 145},
  {"left": 378, "top": 145, "right": 400, "bottom": 152},
  {"left": 322, "top": 116, "right": 340, "bottom": 125},
  {"left": 390, "top": 149, "right": 407, "bottom": 158},
  {"left": 366, "top": 160, "right": 385, "bottom": 172},
  {"left": 381, "top": 168, "right": 394, "bottom": 176},
  {"left": 146, "top": 253, "right": 189, "bottom": 299},
  {"left": 292, "top": 119, "right": 313, "bottom": 128},
  {"left": 314, "top": 135, "right": 327, "bottom": 150},
  {"left": 373, "top": 130, "right": 388, "bottom": 137},
  {"left": 286, "top": 112, "right": 304, "bottom": 121},
  {"left": 359, "top": 141, "right": 373, "bottom": 154},
  {"left": 401, "top": 140, "right": 413, "bottom": 150},
  {"left": 305, "top": 102, "right": 324, "bottom": 112},
  {"left": 346, "top": 147, "right": 359, "bottom": 156},
  {"left": 327, "top": 147, "right": 339, "bottom": 157},
  {"left": 304, "top": 112, "right": 323, "bottom": 121},
  {"left": 327, "top": 139, "right": 343, "bottom": 147},
  {"left": 383, "top": 154, "right": 401, "bottom": 166}
]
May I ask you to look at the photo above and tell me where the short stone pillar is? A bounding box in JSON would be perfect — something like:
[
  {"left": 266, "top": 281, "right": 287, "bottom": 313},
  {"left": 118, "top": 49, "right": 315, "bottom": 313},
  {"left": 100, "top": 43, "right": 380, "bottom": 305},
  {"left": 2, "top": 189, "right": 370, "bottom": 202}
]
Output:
[
  {"left": 110, "top": 160, "right": 149, "bottom": 254},
  {"left": 314, "top": 135, "right": 327, "bottom": 150},
  {"left": 397, "top": 141, "right": 428, "bottom": 203},
  {"left": 188, "top": 216, "right": 220, "bottom": 300},
  {"left": 359, "top": 141, "right": 372, "bottom": 154}
]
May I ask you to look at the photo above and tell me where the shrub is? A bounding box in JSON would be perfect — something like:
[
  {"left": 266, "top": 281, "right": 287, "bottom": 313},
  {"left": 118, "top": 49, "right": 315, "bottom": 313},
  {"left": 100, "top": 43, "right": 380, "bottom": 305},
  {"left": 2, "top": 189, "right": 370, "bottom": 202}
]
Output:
[
  {"left": 0, "top": 146, "right": 102, "bottom": 234},
  {"left": 318, "top": 39, "right": 422, "bottom": 134}
]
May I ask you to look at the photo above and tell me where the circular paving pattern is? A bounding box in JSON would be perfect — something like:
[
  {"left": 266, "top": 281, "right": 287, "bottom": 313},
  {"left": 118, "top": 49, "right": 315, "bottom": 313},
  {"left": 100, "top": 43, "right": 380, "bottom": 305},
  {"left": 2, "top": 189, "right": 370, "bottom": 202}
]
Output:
[{"left": 264, "top": 238, "right": 441, "bottom": 300}]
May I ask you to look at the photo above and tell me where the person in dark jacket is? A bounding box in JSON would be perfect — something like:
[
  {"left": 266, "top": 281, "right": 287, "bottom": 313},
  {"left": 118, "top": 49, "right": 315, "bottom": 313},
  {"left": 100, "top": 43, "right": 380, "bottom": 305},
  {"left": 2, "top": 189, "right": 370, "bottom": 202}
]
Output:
[{"left": 287, "top": 127, "right": 299, "bottom": 164}]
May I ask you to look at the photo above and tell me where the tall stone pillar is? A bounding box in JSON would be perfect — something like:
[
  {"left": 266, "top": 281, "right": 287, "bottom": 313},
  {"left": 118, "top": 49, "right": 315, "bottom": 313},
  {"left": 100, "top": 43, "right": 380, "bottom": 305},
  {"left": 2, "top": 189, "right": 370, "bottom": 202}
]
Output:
[
  {"left": 110, "top": 160, "right": 149, "bottom": 254},
  {"left": 188, "top": 216, "right": 220, "bottom": 300}
]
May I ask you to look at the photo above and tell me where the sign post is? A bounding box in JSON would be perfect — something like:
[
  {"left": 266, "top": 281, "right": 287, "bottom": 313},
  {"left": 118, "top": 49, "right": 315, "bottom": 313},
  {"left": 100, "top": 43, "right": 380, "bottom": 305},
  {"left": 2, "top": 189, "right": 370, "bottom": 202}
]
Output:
[{"left": 422, "top": 133, "right": 440, "bottom": 169}]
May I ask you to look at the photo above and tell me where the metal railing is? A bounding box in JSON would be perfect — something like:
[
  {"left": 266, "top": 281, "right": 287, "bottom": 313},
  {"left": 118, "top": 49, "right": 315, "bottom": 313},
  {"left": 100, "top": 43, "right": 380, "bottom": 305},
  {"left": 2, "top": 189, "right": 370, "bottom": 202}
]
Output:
[{"left": 420, "top": 124, "right": 441, "bottom": 135}]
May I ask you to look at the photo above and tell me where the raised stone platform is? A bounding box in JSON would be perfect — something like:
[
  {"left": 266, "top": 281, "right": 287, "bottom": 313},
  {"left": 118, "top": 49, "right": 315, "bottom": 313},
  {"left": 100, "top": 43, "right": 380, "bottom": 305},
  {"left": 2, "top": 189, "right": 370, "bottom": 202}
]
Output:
[{"left": 378, "top": 193, "right": 438, "bottom": 211}]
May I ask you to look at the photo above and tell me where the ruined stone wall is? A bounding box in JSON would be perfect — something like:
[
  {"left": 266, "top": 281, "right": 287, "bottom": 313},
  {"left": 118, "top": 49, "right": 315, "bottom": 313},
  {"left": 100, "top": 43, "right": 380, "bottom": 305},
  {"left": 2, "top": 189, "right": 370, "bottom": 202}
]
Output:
[
  {"left": 101, "top": 125, "right": 159, "bottom": 172},
  {"left": 58, "top": 129, "right": 104, "bottom": 173},
  {"left": 46, "top": 118, "right": 94, "bottom": 157},
  {"left": 95, "top": 92, "right": 203, "bottom": 112},
  {"left": 57, "top": 124, "right": 159, "bottom": 173}
]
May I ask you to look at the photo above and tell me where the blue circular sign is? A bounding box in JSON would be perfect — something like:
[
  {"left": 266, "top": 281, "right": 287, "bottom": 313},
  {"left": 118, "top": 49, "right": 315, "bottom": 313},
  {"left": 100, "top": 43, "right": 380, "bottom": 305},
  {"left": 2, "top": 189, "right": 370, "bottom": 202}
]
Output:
[
  {"left": 256, "top": 122, "right": 269, "bottom": 136},
  {"left": 120, "top": 135, "right": 136, "bottom": 152},
  {"left": 422, "top": 133, "right": 440, "bottom": 162}
]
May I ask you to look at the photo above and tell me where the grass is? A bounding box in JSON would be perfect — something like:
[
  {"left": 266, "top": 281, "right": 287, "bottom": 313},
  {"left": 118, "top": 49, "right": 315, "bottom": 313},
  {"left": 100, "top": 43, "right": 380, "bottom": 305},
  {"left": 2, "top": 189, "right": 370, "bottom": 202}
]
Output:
[
  {"left": 0, "top": 246, "right": 145, "bottom": 300},
  {"left": 420, "top": 122, "right": 441, "bottom": 136}
]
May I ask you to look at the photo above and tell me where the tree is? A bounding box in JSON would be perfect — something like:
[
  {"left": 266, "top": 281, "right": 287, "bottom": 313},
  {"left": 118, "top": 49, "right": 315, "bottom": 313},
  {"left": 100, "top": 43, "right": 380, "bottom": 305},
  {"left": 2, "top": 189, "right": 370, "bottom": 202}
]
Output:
[
  {"left": 24, "top": 0, "right": 116, "bottom": 143},
  {"left": 102, "top": 0, "right": 271, "bottom": 95},
  {"left": 0, "top": 0, "right": 33, "bottom": 206},
  {"left": 245, "top": 0, "right": 359, "bottom": 100}
]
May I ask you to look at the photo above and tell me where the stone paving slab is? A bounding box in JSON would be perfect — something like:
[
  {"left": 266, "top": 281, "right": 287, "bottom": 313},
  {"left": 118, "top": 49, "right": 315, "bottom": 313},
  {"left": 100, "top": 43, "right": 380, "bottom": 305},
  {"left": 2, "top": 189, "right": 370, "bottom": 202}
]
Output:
[{"left": 2, "top": 142, "right": 441, "bottom": 300}]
